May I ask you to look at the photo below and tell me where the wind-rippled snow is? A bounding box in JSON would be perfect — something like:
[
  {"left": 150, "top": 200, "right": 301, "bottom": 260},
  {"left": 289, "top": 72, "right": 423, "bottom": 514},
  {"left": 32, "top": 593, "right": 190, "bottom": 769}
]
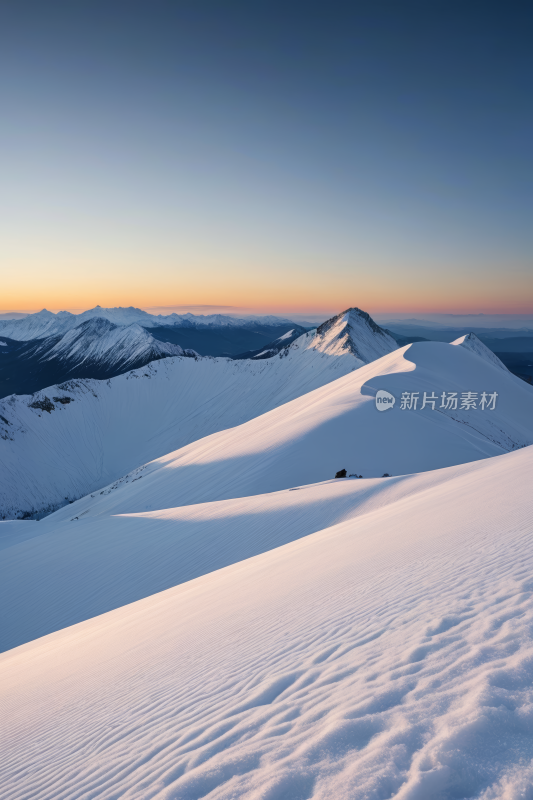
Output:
[{"left": 2, "top": 445, "right": 533, "bottom": 799}]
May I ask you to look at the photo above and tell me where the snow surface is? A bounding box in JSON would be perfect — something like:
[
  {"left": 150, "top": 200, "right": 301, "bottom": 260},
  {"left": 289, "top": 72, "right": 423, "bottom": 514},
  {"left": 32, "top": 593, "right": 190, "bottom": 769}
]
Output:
[
  {"left": 2, "top": 444, "right": 533, "bottom": 798},
  {"left": 0, "top": 309, "right": 395, "bottom": 519},
  {"left": 0, "top": 449, "right": 524, "bottom": 653},
  {"left": 44, "top": 338, "right": 533, "bottom": 524},
  {"left": 276, "top": 329, "right": 295, "bottom": 341}
]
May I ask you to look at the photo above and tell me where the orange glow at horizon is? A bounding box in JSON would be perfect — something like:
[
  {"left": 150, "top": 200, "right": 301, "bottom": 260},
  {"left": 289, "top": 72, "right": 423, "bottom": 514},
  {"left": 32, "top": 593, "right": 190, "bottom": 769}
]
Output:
[
  {"left": 3, "top": 295, "right": 532, "bottom": 316},
  {"left": 3, "top": 257, "right": 532, "bottom": 316}
]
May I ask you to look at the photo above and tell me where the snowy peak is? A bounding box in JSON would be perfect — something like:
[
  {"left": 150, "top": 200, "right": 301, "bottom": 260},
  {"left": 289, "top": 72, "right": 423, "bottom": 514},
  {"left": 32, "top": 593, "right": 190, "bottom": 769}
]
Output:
[
  {"left": 311, "top": 307, "right": 398, "bottom": 363},
  {"left": 38, "top": 318, "right": 192, "bottom": 370},
  {"left": 451, "top": 332, "right": 509, "bottom": 372},
  {"left": 0, "top": 310, "right": 76, "bottom": 340},
  {"left": 233, "top": 307, "right": 395, "bottom": 364},
  {"left": 76, "top": 305, "right": 155, "bottom": 327},
  {"left": 33, "top": 309, "right": 56, "bottom": 319}
]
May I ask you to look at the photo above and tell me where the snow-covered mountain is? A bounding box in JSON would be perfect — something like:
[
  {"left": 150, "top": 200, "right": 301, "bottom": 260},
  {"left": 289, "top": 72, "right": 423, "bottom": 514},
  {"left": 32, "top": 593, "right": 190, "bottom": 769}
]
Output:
[
  {"left": 30, "top": 317, "right": 195, "bottom": 370},
  {"left": 0, "top": 306, "right": 310, "bottom": 391},
  {"left": 232, "top": 327, "right": 304, "bottom": 359},
  {"left": 0, "top": 309, "right": 74, "bottom": 340},
  {"left": 43, "top": 335, "right": 532, "bottom": 524},
  {"left": 235, "top": 307, "right": 397, "bottom": 361},
  {"left": 0, "top": 318, "right": 197, "bottom": 399},
  {"left": 0, "top": 305, "right": 298, "bottom": 341},
  {"left": 452, "top": 331, "right": 511, "bottom": 372},
  {"left": 313, "top": 306, "right": 398, "bottom": 361},
  {"left": 0, "top": 308, "right": 397, "bottom": 519},
  {"left": 2, "top": 441, "right": 533, "bottom": 798}
]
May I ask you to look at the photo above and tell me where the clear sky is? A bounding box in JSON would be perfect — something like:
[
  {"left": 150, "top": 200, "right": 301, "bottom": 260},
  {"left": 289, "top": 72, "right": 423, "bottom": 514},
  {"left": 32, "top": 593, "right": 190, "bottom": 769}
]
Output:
[{"left": 1, "top": 1, "right": 532, "bottom": 314}]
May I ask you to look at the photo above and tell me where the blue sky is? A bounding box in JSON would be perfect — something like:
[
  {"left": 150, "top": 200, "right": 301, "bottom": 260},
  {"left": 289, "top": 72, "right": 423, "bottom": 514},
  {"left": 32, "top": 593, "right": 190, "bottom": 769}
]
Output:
[{"left": 1, "top": 1, "right": 532, "bottom": 312}]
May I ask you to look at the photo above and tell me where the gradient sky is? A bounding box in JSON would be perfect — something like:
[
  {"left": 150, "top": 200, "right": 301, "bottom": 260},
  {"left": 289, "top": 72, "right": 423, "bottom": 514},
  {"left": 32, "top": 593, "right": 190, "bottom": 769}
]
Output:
[{"left": 1, "top": 1, "right": 532, "bottom": 314}]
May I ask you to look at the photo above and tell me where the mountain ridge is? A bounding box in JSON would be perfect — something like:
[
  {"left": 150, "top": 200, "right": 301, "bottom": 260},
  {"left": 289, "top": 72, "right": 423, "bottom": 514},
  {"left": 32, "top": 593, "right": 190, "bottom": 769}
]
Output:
[
  {"left": 0, "top": 305, "right": 300, "bottom": 341},
  {"left": 0, "top": 306, "right": 397, "bottom": 519},
  {"left": 0, "top": 318, "right": 198, "bottom": 399},
  {"left": 45, "top": 337, "right": 532, "bottom": 524}
]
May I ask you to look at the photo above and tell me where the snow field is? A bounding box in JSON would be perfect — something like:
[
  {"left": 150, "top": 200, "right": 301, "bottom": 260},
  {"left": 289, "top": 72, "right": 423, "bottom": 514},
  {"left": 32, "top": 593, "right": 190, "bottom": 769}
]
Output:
[
  {"left": 2, "top": 445, "right": 533, "bottom": 799},
  {"left": 0, "top": 457, "right": 494, "bottom": 652}
]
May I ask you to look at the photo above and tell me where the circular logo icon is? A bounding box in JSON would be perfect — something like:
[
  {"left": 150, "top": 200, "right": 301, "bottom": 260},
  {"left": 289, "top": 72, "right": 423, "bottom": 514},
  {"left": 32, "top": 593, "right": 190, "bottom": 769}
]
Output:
[{"left": 375, "top": 389, "right": 395, "bottom": 412}]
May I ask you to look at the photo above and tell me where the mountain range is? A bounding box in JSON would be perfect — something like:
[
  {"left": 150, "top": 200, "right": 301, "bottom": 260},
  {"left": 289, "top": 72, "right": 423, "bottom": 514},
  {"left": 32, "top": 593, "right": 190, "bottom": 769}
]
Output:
[
  {"left": 0, "top": 305, "right": 299, "bottom": 340},
  {"left": 0, "top": 308, "right": 397, "bottom": 520},
  {"left": 31, "top": 331, "right": 533, "bottom": 524},
  {"left": 2, "top": 306, "right": 532, "bottom": 401},
  {"left": 0, "top": 307, "right": 311, "bottom": 397},
  {"left": 2, "top": 310, "right": 532, "bottom": 523},
  {"left": 2, "top": 302, "right": 533, "bottom": 798},
  {"left": 0, "top": 317, "right": 199, "bottom": 398}
]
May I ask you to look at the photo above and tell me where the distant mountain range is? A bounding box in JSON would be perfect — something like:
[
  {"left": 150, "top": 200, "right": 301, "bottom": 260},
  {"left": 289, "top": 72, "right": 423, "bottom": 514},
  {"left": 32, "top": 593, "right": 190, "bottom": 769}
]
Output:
[
  {"left": 0, "top": 305, "right": 298, "bottom": 340},
  {"left": 0, "top": 307, "right": 310, "bottom": 398},
  {"left": 1, "top": 306, "right": 532, "bottom": 399},
  {"left": 0, "top": 318, "right": 199, "bottom": 398}
]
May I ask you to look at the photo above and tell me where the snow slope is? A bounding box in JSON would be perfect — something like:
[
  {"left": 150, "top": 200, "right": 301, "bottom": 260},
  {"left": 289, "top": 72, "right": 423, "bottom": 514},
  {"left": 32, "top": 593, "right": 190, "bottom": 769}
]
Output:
[
  {"left": 453, "top": 331, "right": 511, "bottom": 372},
  {"left": 0, "top": 450, "right": 522, "bottom": 653},
  {"left": 0, "top": 308, "right": 395, "bottom": 519},
  {"left": 2, "top": 444, "right": 533, "bottom": 798},
  {"left": 45, "top": 337, "right": 533, "bottom": 523}
]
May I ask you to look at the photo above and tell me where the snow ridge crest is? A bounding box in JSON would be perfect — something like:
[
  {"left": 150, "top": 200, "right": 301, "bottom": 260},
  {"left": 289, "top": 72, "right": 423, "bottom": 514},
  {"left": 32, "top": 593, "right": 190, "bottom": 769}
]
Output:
[{"left": 451, "top": 332, "right": 509, "bottom": 373}]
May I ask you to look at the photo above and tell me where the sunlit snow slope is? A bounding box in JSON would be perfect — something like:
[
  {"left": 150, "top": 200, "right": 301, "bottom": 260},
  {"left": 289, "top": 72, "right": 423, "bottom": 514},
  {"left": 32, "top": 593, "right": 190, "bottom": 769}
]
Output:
[
  {"left": 2, "top": 444, "right": 533, "bottom": 799},
  {"left": 0, "top": 308, "right": 395, "bottom": 519},
  {"left": 0, "top": 450, "right": 521, "bottom": 652},
  {"left": 46, "top": 336, "right": 533, "bottom": 523}
]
